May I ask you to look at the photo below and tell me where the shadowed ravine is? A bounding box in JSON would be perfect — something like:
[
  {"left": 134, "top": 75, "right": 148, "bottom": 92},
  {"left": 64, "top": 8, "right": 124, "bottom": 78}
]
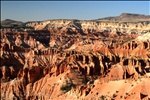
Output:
[{"left": 0, "top": 13, "right": 150, "bottom": 100}]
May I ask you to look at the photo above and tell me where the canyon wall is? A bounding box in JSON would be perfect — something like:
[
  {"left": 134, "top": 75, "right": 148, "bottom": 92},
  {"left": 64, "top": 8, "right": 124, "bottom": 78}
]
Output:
[{"left": 0, "top": 14, "right": 150, "bottom": 100}]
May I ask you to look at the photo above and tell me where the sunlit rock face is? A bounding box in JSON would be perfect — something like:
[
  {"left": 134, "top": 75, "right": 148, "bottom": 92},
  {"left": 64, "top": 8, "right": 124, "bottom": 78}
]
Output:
[
  {"left": 0, "top": 13, "right": 150, "bottom": 100},
  {"left": 25, "top": 19, "right": 150, "bottom": 35},
  {"left": 25, "top": 13, "right": 150, "bottom": 35}
]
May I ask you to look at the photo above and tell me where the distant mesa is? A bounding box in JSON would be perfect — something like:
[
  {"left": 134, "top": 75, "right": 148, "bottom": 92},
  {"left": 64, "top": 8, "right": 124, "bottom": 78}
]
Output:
[
  {"left": 1, "top": 13, "right": 150, "bottom": 27},
  {"left": 97, "top": 13, "right": 150, "bottom": 22},
  {"left": 1, "top": 19, "right": 23, "bottom": 28}
]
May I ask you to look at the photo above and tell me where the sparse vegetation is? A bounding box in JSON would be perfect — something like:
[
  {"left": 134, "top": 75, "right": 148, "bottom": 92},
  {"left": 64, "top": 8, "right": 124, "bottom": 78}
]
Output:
[
  {"left": 96, "top": 92, "right": 99, "bottom": 95},
  {"left": 60, "top": 79, "right": 75, "bottom": 92},
  {"left": 1, "top": 78, "right": 9, "bottom": 83},
  {"left": 125, "top": 93, "right": 129, "bottom": 95},
  {"left": 98, "top": 95, "right": 106, "bottom": 100},
  {"left": 112, "top": 94, "right": 117, "bottom": 98},
  {"left": 82, "top": 77, "right": 88, "bottom": 85}
]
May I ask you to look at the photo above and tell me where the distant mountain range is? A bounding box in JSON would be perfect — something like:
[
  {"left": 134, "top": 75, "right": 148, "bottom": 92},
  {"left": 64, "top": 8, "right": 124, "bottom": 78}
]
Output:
[
  {"left": 97, "top": 13, "right": 150, "bottom": 22},
  {"left": 1, "top": 13, "right": 150, "bottom": 28},
  {"left": 1, "top": 19, "right": 24, "bottom": 27}
]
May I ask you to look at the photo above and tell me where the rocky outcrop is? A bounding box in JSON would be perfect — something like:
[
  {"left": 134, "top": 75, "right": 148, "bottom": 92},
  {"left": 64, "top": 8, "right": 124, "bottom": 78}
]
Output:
[
  {"left": 0, "top": 14, "right": 150, "bottom": 100},
  {"left": 25, "top": 19, "right": 150, "bottom": 35},
  {"left": 98, "top": 13, "right": 150, "bottom": 22},
  {"left": 22, "top": 13, "right": 150, "bottom": 35}
]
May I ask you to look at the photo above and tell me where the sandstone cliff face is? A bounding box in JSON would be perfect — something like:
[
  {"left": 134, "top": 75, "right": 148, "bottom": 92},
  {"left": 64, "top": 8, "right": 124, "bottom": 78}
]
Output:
[
  {"left": 24, "top": 13, "right": 150, "bottom": 35},
  {"left": 26, "top": 19, "right": 150, "bottom": 35},
  {"left": 0, "top": 16, "right": 150, "bottom": 100}
]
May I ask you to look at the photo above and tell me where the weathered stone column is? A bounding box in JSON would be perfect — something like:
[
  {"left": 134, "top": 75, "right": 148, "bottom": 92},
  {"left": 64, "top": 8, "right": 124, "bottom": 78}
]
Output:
[
  {"left": 83, "top": 56, "right": 86, "bottom": 64},
  {"left": 87, "top": 66, "right": 90, "bottom": 76}
]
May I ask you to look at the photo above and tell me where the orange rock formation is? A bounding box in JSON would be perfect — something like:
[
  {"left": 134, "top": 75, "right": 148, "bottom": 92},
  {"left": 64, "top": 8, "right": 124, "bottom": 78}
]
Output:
[{"left": 0, "top": 15, "right": 150, "bottom": 100}]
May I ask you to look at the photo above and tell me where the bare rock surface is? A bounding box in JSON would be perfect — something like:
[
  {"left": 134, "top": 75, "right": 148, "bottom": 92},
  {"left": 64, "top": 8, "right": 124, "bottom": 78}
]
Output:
[{"left": 0, "top": 13, "right": 150, "bottom": 100}]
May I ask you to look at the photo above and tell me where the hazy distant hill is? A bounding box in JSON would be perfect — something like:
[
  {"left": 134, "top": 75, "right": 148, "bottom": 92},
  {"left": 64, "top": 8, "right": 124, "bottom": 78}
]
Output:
[
  {"left": 97, "top": 13, "right": 150, "bottom": 22},
  {"left": 1, "top": 13, "right": 150, "bottom": 28},
  {"left": 1, "top": 19, "right": 24, "bottom": 27}
]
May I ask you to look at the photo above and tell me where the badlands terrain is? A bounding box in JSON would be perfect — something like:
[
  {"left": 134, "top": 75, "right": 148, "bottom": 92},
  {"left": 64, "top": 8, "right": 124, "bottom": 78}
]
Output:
[{"left": 0, "top": 13, "right": 150, "bottom": 100}]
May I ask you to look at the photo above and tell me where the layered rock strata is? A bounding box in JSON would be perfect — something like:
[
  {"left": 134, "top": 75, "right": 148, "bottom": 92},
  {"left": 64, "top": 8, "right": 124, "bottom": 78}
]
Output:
[{"left": 0, "top": 16, "right": 150, "bottom": 100}]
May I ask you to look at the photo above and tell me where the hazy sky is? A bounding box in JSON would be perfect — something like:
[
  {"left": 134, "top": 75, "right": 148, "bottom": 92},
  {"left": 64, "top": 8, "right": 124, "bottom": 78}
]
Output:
[{"left": 1, "top": 1, "right": 150, "bottom": 22}]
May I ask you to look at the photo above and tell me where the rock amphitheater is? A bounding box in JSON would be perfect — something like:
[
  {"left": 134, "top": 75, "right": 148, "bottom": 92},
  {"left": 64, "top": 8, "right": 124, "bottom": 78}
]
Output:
[{"left": 0, "top": 13, "right": 150, "bottom": 100}]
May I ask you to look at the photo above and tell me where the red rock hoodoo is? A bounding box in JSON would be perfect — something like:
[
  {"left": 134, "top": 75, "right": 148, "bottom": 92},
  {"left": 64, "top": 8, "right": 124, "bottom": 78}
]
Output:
[{"left": 1, "top": 13, "right": 150, "bottom": 100}]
